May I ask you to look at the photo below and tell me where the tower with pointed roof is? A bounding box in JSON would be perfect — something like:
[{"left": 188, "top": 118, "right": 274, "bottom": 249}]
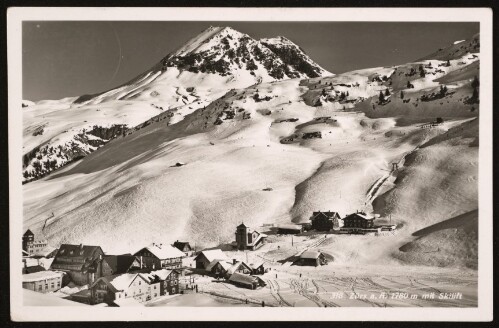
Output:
[
  {"left": 235, "top": 223, "right": 249, "bottom": 250},
  {"left": 22, "top": 229, "right": 34, "bottom": 252}
]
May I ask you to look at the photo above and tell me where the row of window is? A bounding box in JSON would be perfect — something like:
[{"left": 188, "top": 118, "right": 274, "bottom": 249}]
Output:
[{"left": 37, "top": 281, "right": 60, "bottom": 291}]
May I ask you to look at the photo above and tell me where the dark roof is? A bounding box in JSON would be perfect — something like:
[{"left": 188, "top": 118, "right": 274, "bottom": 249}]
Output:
[
  {"left": 23, "top": 265, "right": 46, "bottom": 274},
  {"left": 50, "top": 244, "right": 104, "bottom": 272},
  {"left": 343, "top": 212, "right": 374, "bottom": 221},
  {"left": 237, "top": 223, "right": 248, "bottom": 228},
  {"left": 172, "top": 241, "right": 192, "bottom": 251},
  {"left": 103, "top": 255, "right": 138, "bottom": 274},
  {"left": 23, "top": 229, "right": 34, "bottom": 237}
]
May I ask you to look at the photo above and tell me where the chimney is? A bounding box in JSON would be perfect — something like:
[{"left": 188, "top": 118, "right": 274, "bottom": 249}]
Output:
[
  {"left": 233, "top": 259, "right": 237, "bottom": 265},
  {"left": 80, "top": 243, "right": 83, "bottom": 249}
]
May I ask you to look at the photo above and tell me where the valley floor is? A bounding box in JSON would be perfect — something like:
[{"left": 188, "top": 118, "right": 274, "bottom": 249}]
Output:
[{"left": 152, "top": 233, "right": 477, "bottom": 307}]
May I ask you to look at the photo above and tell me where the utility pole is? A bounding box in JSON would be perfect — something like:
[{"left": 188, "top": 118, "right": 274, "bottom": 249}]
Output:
[{"left": 291, "top": 235, "right": 294, "bottom": 246}]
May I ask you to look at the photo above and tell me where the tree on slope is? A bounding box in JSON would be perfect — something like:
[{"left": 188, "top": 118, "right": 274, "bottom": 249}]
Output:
[{"left": 378, "top": 91, "right": 385, "bottom": 104}]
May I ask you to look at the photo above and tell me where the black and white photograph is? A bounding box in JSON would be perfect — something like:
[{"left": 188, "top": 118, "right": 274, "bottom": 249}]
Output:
[{"left": 7, "top": 7, "right": 493, "bottom": 321}]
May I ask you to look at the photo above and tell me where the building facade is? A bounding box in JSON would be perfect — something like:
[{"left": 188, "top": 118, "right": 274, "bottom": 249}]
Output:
[
  {"left": 50, "top": 244, "right": 104, "bottom": 286},
  {"left": 310, "top": 211, "right": 342, "bottom": 231},
  {"left": 342, "top": 212, "right": 376, "bottom": 231},
  {"left": 133, "top": 243, "right": 185, "bottom": 270},
  {"left": 22, "top": 229, "right": 49, "bottom": 256},
  {"left": 90, "top": 269, "right": 179, "bottom": 305},
  {"left": 172, "top": 241, "right": 194, "bottom": 256},
  {"left": 234, "top": 223, "right": 267, "bottom": 250},
  {"left": 22, "top": 271, "right": 64, "bottom": 293}
]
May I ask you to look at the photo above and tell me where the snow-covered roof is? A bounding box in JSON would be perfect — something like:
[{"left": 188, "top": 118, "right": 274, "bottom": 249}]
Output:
[
  {"left": 136, "top": 243, "right": 185, "bottom": 260},
  {"left": 344, "top": 212, "right": 374, "bottom": 220},
  {"left": 147, "top": 269, "right": 173, "bottom": 281},
  {"left": 276, "top": 224, "right": 302, "bottom": 230},
  {"left": 205, "top": 259, "right": 231, "bottom": 272},
  {"left": 249, "top": 261, "right": 264, "bottom": 269},
  {"left": 228, "top": 272, "right": 258, "bottom": 285},
  {"left": 227, "top": 261, "right": 252, "bottom": 275},
  {"left": 99, "top": 274, "right": 137, "bottom": 292},
  {"left": 300, "top": 251, "right": 322, "bottom": 259},
  {"left": 22, "top": 270, "right": 64, "bottom": 282},
  {"left": 195, "top": 249, "right": 227, "bottom": 263}
]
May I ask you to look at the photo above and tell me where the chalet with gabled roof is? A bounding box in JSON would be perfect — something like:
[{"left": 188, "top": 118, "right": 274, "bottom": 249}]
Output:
[
  {"left": 172, "top": 241, "right": 194, "bottom": 256},
  {"left": 343, "top": 212, "right": 375, "bottom": 228},
  {"left": 89, "top": 269, "right": 179, "bottom": 305},
  {"left": 133, "top": 243, "right": 185, "bottom": 270},
  {"left": 50, "top": 244, "right": 104, "bottom": 286},
  {"left": 226, "top": 260, "right": 252, "bottom": 277},
  {"left": 310, "top": 211, "right": 342, "bottom": 231},
  {"left": 206, "top": 259, "right": 232, "bottom": 278},
  {"left": 99, "top": 254, "right": 141, "bottom": 277},
  {"left": 194, "top": 249, "right": 227, "bottom": 270},
  {"left": 294, "top": 250, "right": 328, "bottom": 267}
]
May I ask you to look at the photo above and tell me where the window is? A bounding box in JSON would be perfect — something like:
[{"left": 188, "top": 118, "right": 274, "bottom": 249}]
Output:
[
  {"left": 57, "top": 282, "right": 60, "bottom": 287},
  {"left": 139, "top": 281, "right": 141, "bottom": 285},
  {"left": 45, "top": 284, "right": 48, "bottom": 290},
  {"left": 154, "top": 293, "right": 157, "bottom": 297},
  {"left": 38, "top": 285, "right": 42, "bottom": 291},
  {"left": 154, "top": 285, "right": 157, "bottom": 289},
  {"left": 51, "top": 283, "right": 54, "bottom": 289}
]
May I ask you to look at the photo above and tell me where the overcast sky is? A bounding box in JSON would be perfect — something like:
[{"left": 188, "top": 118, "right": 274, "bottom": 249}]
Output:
[{"left": 22, "top": 21, "right": 479, "bottom": 101}]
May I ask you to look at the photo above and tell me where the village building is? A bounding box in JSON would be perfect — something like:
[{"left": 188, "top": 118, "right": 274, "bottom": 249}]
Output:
[
  {"left": 50, "top": 244, "right": 104, "bottom": 286},
  {"left": 274, "top": 224, "right": 303, "bottom": 235},
  {"left": 310, "top": 211, "right": 342, "bottom": 231},
  {"left": 249, "top": 262, "right": 266, "bottom": 275},
  {"left": 22, "top": 259, "right": 46, "bottom": 274},
  {"left": 90, "top": 271, "right": 164, "bottom": 305},
  {"left": 205, "top": 259, "right": 232, "bottom": 278},
  {"left": 340, "top": 211, "right": 378, "bottom": 234},
  {"left": 228, "top": 272, "right": 266, "bottom": 290},
  {"left": 98, "top": 254, "right": 142, "bottom": 277},
  {"left": 234, "top": 223, "right": 267, "bottom": 250},
  {"left": 133, "top": 243, "right": 185, "bottom": 271},
  {"left": 172, "top": 241, "right": 194, "bottom": 256},
  {"left": 226, "top": 260, "right": 253, "bottom": 277},
  {"left": 22, "top": 229, "right": 49, "bottom": 256},
  {"left": 194, "top": 249, "right": 227, "bottom": 270},
  {"left": 29, "top": 246, "right": 58, "bottom": 259},
  {"left": 22, "top": 270, "right": 64, "bottom": 293},
  {"left": 294, "top": 251, "right": 328, "bottom": 267},
  {"left": 151, "top": 269, "right": 181, "bottom": 295}
]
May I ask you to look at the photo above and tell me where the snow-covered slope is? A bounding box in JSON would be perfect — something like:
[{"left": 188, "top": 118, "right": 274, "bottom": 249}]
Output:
[
  {"left": 418, "top": 33, "right": 479, "bottom": 61},
  {"left": 22, "top": 26, "right": 332, "bottom": 183},
  {"left": 23, "top": 32, "right": 479, "bottom": 271}
]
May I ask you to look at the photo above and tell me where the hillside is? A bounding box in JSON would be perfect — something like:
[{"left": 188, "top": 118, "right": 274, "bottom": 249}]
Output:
[
  {"left": 22, "top": 26, "right": 332, "bottom": 183},
  {"left": 23, "top": 31, "right": 479, "bottom": 271}
]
